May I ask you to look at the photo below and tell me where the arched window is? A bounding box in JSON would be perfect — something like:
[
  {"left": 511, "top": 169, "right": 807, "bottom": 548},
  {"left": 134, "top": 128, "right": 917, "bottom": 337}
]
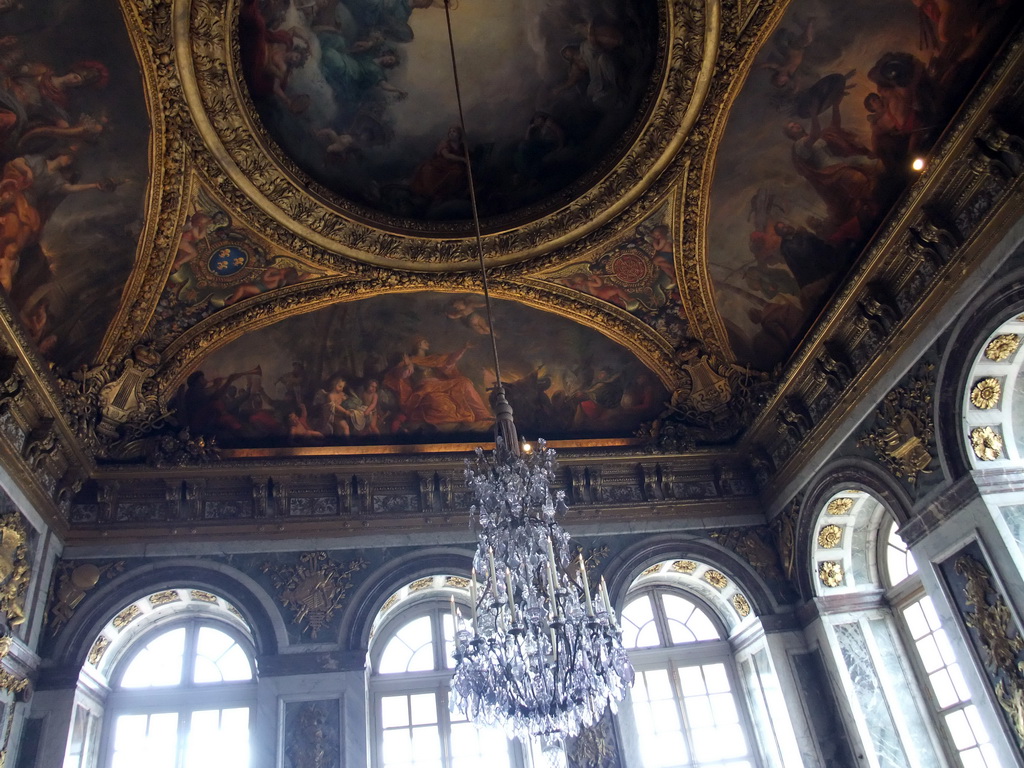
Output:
[
  {"left": 368, "top": 576, "right": 521, "bottom": 768},
  {"left": 93, "top": 590, "right": 257, "bottom": 768},
  {"left": 621, "top": 571, "right": 759, "bottom": 768},
  {"left": 882, "top": 520, "right": 998, "bottom": 767}
]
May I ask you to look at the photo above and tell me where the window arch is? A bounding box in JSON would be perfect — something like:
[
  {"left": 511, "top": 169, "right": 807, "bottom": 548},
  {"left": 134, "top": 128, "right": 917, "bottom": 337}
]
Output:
[
  {"left": 93, "top": 590, "right": 257, "bottom": 768},
  {"left": 621, "top": 561, "right": 760, "bottom": 768},
  {"left": 368, "top": 575, "right": 522, "bottom": 768}
]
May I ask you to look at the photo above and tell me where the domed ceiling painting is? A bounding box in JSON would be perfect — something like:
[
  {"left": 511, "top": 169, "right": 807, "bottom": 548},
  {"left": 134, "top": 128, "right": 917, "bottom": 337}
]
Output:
[
  {"left": 238, "top": 0, "right": 659, "bottom": 226},
  {"left": 0, "top": 0, "right": 1016, "bottom": 462}
]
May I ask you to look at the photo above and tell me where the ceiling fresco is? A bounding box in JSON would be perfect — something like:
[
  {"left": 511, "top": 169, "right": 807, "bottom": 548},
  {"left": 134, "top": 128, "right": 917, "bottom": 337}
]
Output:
[
  {"left": 239, "top": 0, "right": 660, "bottom": 227},
  {"left": 706, "top": 0, "right": 1013, "bottom": 370},
  {"left": 0, "top": 0, "right": 149, "bottom": 368},
  {"left": 172, "top": 292, "right": 669, "bottom": 449},
  {"left": 0, "top": 0, "right": 1015, "bottom": 468}
]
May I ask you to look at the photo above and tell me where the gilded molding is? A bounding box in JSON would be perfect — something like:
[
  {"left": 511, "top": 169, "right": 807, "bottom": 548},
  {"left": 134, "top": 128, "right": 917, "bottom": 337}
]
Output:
[
  {"left": 817, "top": 525, "right": 842, "bottom": 549},
  {"left": 0, "top": 511, "right": 30, "bottom": 629},
  {"left": 970, "top": 426, "right": 1004, "bottom": 462},
  {"left": 826, "top": 498, "right": 854, "bottom": 516},
  {"left": 970, "top": 378, "right": 1002, "bottom": 409},
  {"left": 177, "top": 0, "right": 712, "bottom": 271},
  {"left": 48, "top": 561, "right": 126, "bottom": 636},
  {"left": 817, "top": 561, "right": 843, "bottom": 588},
  {"left": 985, "top": 333, "right": 1021, "bottom": 361},
  {"left": 731, "top": 594, "right": 750, "bottom": 617}
]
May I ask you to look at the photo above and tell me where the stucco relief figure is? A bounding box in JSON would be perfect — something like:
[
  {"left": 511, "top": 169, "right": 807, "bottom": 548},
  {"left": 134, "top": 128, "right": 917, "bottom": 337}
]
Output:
[{"left": 384, "top": 336, "right": 492, "bottom": 431}]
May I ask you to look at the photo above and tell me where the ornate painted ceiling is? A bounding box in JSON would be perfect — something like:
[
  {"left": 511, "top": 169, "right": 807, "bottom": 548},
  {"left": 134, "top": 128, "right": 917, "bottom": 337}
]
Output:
[{"left": 0, "top": 0, "right": 1020, "bottom": 470}]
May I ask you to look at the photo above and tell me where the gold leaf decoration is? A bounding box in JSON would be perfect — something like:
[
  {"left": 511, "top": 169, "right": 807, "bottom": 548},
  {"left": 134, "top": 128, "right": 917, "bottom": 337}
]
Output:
[
  {"left": 818, "top": 561, "right": 844, "bottom": 588},
  {"left": 985, "top": 334, "right": 1020, "bottom": 361},
  {"left": 670, "top": 560, "right": 697, "bottom": 574},
  {"left": 227, "top": 605, "right": 244, "bottom": 621},
  {"left": 88, "top": 636, "right": 110, "bottom": 665},
  {"left": 858, "top": 365, "right": 935, "bottom": 484},
  {"left": 409, "top": 577, "right": 434, "bottom": 592},
  {"left": 818, "top": 525, "right": 843, "bottom": 549},
  {"left": 112, "top": 604, "right": 141, "bottom": 630},
  {"left": 148, "top": 590, "right": 181, "bottom": 607},
  {"left": 0, "top": 510, "right": 30, "bottom": 627},
  {"left": 445, "top": 576, "right": 470, "bottom": 590},
  {"left": 380, "top": 593, "right": 399, "bottom": 614},
  {"left": 262, "top": 552, "right": 366, "bottom": 639},
  {"left": 190, "top": 590, "right": 218, "bottom": 603},
  {"left": 826, "top": 498, "right": 854, "bottom": 516},
  {"left": 971, "top": 426, "right": 1004, "bottom": 461},
  {"left": 970, "top": 378, "right": 1002, "bottom": 409},
  {"left": 732, "top": 594, "right": 751, "bottom": 617},
  {"left": 703, "top": 570, "right": 728, "bottom": 589},
  {"left": 640, "top": 564, "right": 662, "bottom": 577}
]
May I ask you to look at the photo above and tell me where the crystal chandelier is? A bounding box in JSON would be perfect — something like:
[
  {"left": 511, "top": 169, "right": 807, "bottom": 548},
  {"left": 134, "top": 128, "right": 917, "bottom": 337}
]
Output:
[{"left": 437, "top": 0, "right": 635, "bottom": 741}]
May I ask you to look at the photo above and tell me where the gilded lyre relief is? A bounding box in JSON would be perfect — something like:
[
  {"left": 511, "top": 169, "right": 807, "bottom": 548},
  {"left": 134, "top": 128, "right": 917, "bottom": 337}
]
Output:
[{"left": 0, "top": 510, "right": 29, "bottom": 629}]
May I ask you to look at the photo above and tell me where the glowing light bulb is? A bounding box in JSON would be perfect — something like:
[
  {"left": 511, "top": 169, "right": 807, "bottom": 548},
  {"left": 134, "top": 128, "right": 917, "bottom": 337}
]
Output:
[
  {"left": 521, "top": 442, "right": 532, "bottom": 453},
  {"left": 911, "top": 157, "right": 926, "bottom": 172}
]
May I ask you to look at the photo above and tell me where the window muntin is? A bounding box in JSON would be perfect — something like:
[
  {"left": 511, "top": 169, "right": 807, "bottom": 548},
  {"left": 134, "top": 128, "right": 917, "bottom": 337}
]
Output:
[
  {"left": 370, "top": 595, "right": 517, "bottom": 768},
  {"left": 103, "top": 619, "right": 255, "bottom": 768},
  {"left": 623, "top": 585, "right": 756, "bottom": 768}
]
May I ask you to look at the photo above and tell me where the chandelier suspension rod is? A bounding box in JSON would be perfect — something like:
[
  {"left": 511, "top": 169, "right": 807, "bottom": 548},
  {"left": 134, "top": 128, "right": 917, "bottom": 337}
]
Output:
[{"left": 441, "top": 0, "right": 504, "bottom": 390}]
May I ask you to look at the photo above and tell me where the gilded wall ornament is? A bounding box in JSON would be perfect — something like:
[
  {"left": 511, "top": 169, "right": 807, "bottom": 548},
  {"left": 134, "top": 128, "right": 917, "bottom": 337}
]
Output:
[
  {"left": 703, "top": 570, "right": 728, "bottom": 589},
  {"left": 263, "top": 552, "right": 367, "bottom": 639},
  {"left": 380, "top": 593, "right": 399, "bottom": 615},
  {"left": 818, "top": 561, "right": 844, "bottom": 588},
  {"left": 0, "top": 512, "right": 30, "bottom": 628},
  {"left": 88, "top": 636, "right": 110, "bottom": 665},
  {"left": 48, "top": 560, "right": 125, "bottom": 636},
  {"left": 0, "top": 637, "right": 24, "bottom": 696},
  {"left": 671, "top": 560, "right": 698, "bottom": 574},
  {"left": 149, "top": 590, "right": 181, "bottom": 607},
  {"left": 112, "top": 605, "right": 142, "bottom": 630},
  {"left": 709, "top": 527, "right": 785, "bottom": 582},
  {"left": 818, "top": 525, "right": 843, "bottom": 549},
  {"left": 640, "top": 564, "right": 662, "bottom": 577},
  {"left": 732, "top": 594, "right": 751, "bottom": 618},
  {"left": 190, "top": 590, "right": 218, "bottom": 603},
  {"left": 970, "top": 378, "right": 1002, "bottom": 409},
  {"left": 445, "top": 576, "right": 470, "bottom": 590},
  {"left": 956, "top": 555, "right": 1024, "bottom": 748},
  {"left": 971, "top": 426, "right": 1004, "bottom": 461},
  {"left": 827, "top": 498, "right": 855, "bottom": 515},
  {"left": 985, "top": 334, "right": 1020, "bottom": 361},
  {"left": 408, "top": 578, "right": 434, "bottom": 593},
  {"left": 858, "top": 365, "right": 936, "bottom": 484}
]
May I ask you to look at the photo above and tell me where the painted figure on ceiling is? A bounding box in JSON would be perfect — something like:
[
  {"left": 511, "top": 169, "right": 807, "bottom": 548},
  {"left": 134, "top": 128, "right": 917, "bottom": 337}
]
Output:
[{"left": 384, "top": 336, "right": 492, "bottom": 431}]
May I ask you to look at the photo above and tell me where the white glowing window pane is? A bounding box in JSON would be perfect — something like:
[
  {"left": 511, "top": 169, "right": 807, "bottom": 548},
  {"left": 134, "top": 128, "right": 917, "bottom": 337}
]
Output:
[
  {"left": 193, "top": 627, "right": 252, "bottom": 683},
  {"left": 621, "top": 595, "right": 658, "bottom": 648},
  {"left": 411, "top": 725, "right": 441, "bottom": 762},
  {"left": 111, "top": 713, "right": 178, "bottom": 768},
  {"left": 663, "top": 594, "right": 719, "bottom": 643},
  {"left": 921, "top": 596, "right": 942, "bottom": 630},
  {"left": 703, "top": 663, "right": 731, "bottom": 694},
  {"left": 677, "top": 665, "right": 707, "bottom": 696},
  {"left": 915, "top": 635, "right": 944, "bottom": 673},
  {"left": 379, "top": 616, "right": 433, "bottom": 673},
  {"left": 121, "top": 628, "right": 187, "bottom": 688},
  {"left": 381, "top": 697, "right": 409, "bottom": 729},
  {"left": 964, "top": 705, "right": 992, "bottom": 745},
  {"left": 409, "top": 694, "right": 436, "bottom": 726},
  {"left": 929, "top": 669, "right": 959, "bottom": 709},
  {"left": 885, "top": 524, "right": 917, "bottom": 586},
  {"left": 945, "top": 709, "right": 977, "bottom": 750},
  {"left": 185, "top": 707, "right": 250, "bottom": 768},
  {"left": 450, "top": 721, "right": 510, "bottom": 768},
  {"left": 903, "top": 602, "right": 929, "bottom": 639},
  {"left": 382, "top": 729, "right": 413, "bottom": 765},
  {"left": 640, "top": 668, "right": 674, "bottom": 702}
]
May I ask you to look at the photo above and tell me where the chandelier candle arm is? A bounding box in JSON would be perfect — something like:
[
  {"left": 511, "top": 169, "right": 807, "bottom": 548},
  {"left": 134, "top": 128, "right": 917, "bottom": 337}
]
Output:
[{"left": 578, "top": 555, "right": 595, "bottom": 618}]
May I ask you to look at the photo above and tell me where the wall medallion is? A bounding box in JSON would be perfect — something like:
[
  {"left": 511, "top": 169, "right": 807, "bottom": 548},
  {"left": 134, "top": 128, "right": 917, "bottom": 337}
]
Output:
[
  {"left": 970, "top": 426, "right": 1004, "bottom": 461},
  {"left": 970, "top": 378, "right": 1002, "bottom": 409},
  {"left": 263, "top": 552, "right": 367, "bottom": 639},
  {"left": 985, "top": 334, "right": 1020, "bottom": 362}
]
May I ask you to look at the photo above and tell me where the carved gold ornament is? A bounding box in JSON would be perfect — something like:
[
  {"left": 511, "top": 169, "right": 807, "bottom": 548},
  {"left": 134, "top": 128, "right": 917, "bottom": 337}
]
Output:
[
  {"left": 732, "top": 594, "right": 751, "bottom": 617},
  {"left": 228, "top": 605, "right": 244, "bottom": 621},
  {"left": 827, "top": 498, "right": 854, "bottom": 516},
  {"left": 956, "top": 555, "right": 1024, "bottom": 748},
  {"left": 445, "top": 576, "right": 470, "bottom": 590},
  {"left": 703, "top": 570, "right": 728, "bottom": 589},
  {"left": 818, "top": 525, "right": 843, "bottom": 549},
  {"left": 970, "top": 426, "right": 1004, "bottom": 461},
  {"left": 409, "top": 577, "right": 434, "bottom": 592},
  {"left": 858, "top": 365, "right": 935, "bottom": 483},
  {"left": 112, "top": 605, "right": 141, "bottom": 630},
  {"left": 985, "top": 334, "right": 1021, "bottom": 361},
  {"left": 190, "top": 590, "right": 218, "bottom": 603},
  {"left": 818, "top": 561, "right": 844, "bottom": 588},
  {"left": 970, "top": 378, "right": 1002, "bottom": 409},
  {"left": 48, "top": 561, "right": 125, "bottom": 636},
  {"left": 640, "top": 564, "right": 662, "bottom": 577},
  {"left": 0, "top": 511, "right": 30, "bottom": 628},
  {"left": 88, "top": 636, "right": 110, "bottom": 665},
  {"left": 149, "top": 590, "right": 181, "bottom": 607},
  {"left": 380, "top": 593, "right": 399, "bottom": 615},
  {"left": 0, "top": 636, "right": 25, "bottom": 696},
  {"left": 671, "top": 560, "right": 698, "bottom": 574},
  {"left": 263, "top": 552, "right": 366, "bottom": 639}
]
